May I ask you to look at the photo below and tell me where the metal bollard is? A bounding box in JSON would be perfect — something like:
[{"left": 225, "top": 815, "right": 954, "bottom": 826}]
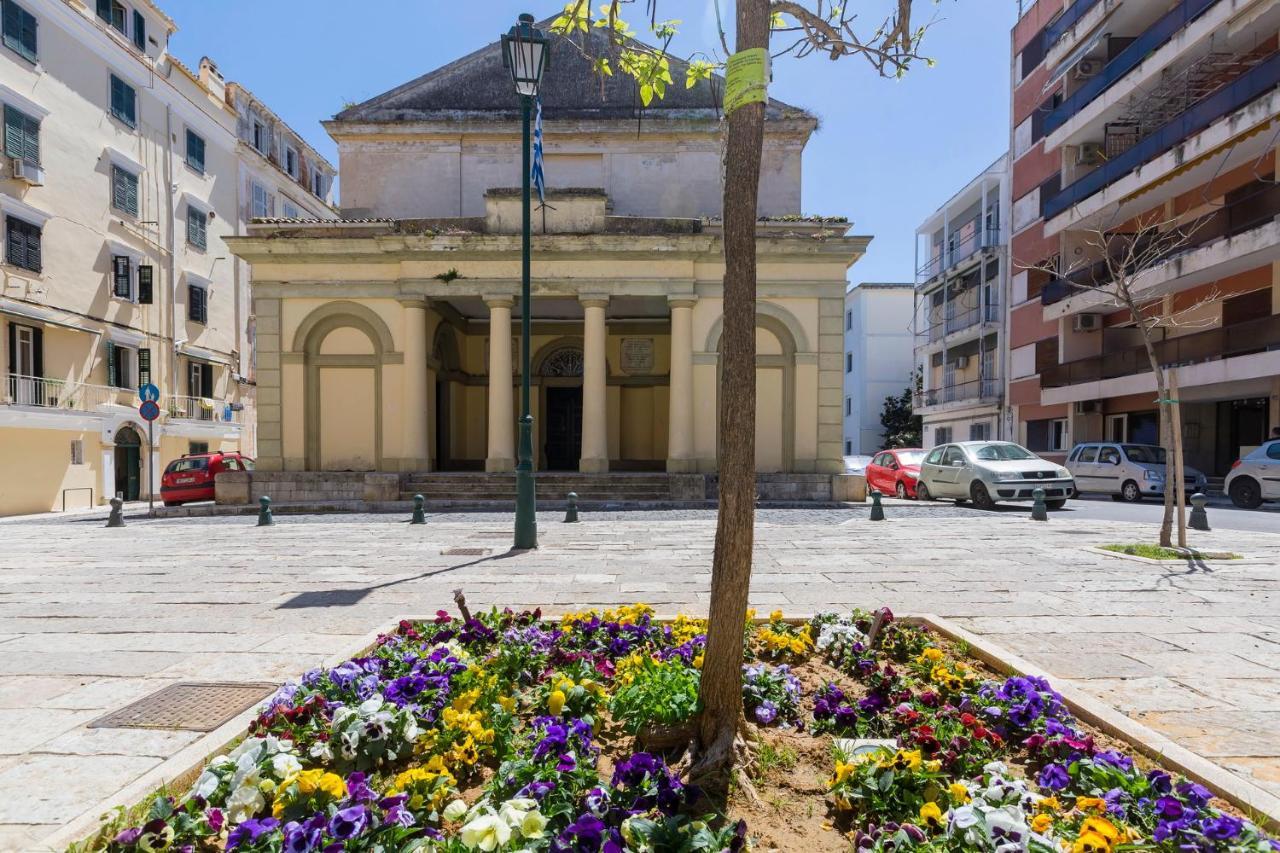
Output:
[
  {"left": 257, "top": 495, "right": 275, "bottom": 527},
  {"left": 106, "top": 496, "right": 125, "bottom": 528},
  {"left": 564, "top": 491, "right": 579, "bottom": 523},
  {"left": 869, "top": 489, "right": 885, "bottom": 521},
  {"left": 411, "top": 494, "right": 426, "bottom": 525},
  {"left": 1189, "top": 492, "right": 1210, "bottom": 531},
  {"left": 1031, "top": 487, "right": 1048, "bottom": 522}
]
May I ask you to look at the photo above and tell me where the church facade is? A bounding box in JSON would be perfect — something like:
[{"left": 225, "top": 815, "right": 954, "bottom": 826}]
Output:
[{"left": 227, "top": 28, "right": 868, "bottom": 485}]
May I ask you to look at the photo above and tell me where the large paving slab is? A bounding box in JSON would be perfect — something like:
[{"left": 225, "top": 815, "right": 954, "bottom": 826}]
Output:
[{"left": 0, "top": 507, "right": 1277, "bottom": 849}]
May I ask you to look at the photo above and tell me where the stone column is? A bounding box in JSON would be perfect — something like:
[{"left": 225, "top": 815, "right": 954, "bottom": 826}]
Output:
[
  {"left": 485, "top": 296, "right": 515, "bottom": 472},
  {"left": 400, "top": 298, "right": 431, "bottom": 471},
  {"left": 667, "top": 297, "right": 697, "bottom": 472},
  {"left": 580, "top": 295, "right": 610, "bottom": 473}
]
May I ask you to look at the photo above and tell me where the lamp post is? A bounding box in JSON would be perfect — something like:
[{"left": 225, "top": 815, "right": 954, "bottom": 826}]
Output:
[{"left": 501, "top": 13, "right": 549, "bottom": 550}]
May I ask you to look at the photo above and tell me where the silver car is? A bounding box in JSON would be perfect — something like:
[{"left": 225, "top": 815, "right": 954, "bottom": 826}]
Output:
[
  {"left": 1066, "top": 442, "right": 1207, "bottom": 503},
  {"left": 917, "top": 441, "right": 1076, "bottom": 511},
  {"left": 1224, "top": 439, "right": 1280, "bottom": 508}
]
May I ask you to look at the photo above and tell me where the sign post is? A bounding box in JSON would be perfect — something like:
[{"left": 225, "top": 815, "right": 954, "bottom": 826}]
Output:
[{"left": 138, "top": 385, "right": 161, "bottom": 516}]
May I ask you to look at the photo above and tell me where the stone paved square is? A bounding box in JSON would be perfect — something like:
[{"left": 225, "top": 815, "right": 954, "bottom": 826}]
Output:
[{"left": 0, "top": 507, "right": 1278, "bottom": 848}]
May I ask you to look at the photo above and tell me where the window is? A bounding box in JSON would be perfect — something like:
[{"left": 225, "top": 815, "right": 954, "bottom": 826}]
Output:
[
  {"left": 96, "top": 0, "right": 125, "bottom": 33},
  {"left": 968, "top": 422, "right": 990, "bottom": 441},
  {"left": 1105, "top": 413, "right": 1127, "bottom": 443},
  {"left": 284, "top": 145, "right": 298, "bottom": 178},
  {"left": 924, "top": 447, "right": 943, "bottom": 465},
  {"left": 844, "top": 440, "right": 852, "bottom": 455},
  {"left": 1077, "top": 446, "right": 1098, "bottom": 464},
  {"left": 186, "top": 206, "right": 207, "bottom": 251},
  {"left": 3, "top": 104, "right": 39, "bottom": 166},
  {"left": 187, "top": 360, "right": 213, "bottom": 397},
  {"left": 1099, "top": 446, "right": 1121, "bottom": 465},
  {"left": 845, "top": 352, "right": 852, "bottom": 374},
  {"left": 187, "top": 441, "right": 209, "bottom": 455},
  {"left": 844, "top": 397, "right": 852, "bottom": 417},
  {"left": 105, "top": 341, "right": 133, "bottom": 389},
  {"left": 251, "top": 182, "right": 273, "bottom": 219},
  {"left": 111, "top": 254, "right": 133, "bottom": 298},
  {"left": 5, "top": 214, "right": 40, "bottom": 272},
  {"left": 251, "top": 117, "right": 267, "bottom": 154},
  {"left": 111, "top": 165, "right": 138, "bottom": 216},
  {"left": 1267, "top": 443, "right": 1280, "bottom": 460},
  {"left": 2, "top": 0, "right": 37, "bottom": 62},
  {"left": 185, "top": 129, "right": 205, "bottom": 173},
  {"left": 311, "top": 169, "right": 325, "bottom": 198},
  {"left": 109, "top": 74, "right": 136, "bottom": 127},
  {"left": 166, "top": 456, "right": 208, "bottom": 473},
  {"left": 845, "top": 309, "right": 852, "bottom": 331},
  {"left": 188, "top": 283, "right": 207, "bottom": 324},
  {"left": 934, "top": 426, "right": 952, "bottom": 446},
  {"left": 8, "top": 322, "right": 39, "bottom": 384},
  {"left": 1049, "top": 418, "right": 1068, "bottom": 452},
  {"left": 70, "top": 439, "right": 84, "bottom": 465},
  {"left": 130, "top": 8, "right": 144, "bottom": 51},
  {"left": 282, "top": 200, "right": 300, "bottom": 219},
  {"left": 941, "top": 445, "right": 966, "bottom": 466}
]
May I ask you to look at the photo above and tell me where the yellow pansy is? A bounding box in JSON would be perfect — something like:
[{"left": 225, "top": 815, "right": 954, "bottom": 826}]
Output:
[
  {"left": 1072, "top": 832, "right": 1111, "bottom": 853},
  {"left": 1031, "top": 813, "right": 1053, "bottom": 834},
  {"left": 547, "top": 690, "right": 566, "bottom": 716},
  {"left": 1075, "top": 797, "right": 1107, "bottom": 814},
  {"left": 919, "top": 802, "right": 945, "bottom": 832},
  {"left": 918, "top": 647, "right": 945, "bottom": 664},
  {"left": 948, "top": 782, "right": 970, "bottom": 803}
]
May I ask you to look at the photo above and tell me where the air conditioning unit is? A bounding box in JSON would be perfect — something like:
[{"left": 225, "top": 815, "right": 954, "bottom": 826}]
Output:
[
  {"left": 10, "top": 158, "right": 44, "bottom": 186},
  {"left": 1075, "top": 400, "right": 1103, "bottom": 415},
  {"left": 1077, "top": 141, "right": 1105, "bottom": 166},
  {"left": 952, "top": 355, "right": 971, "bottom": 369},
  {"left": 1073, "top": 313, "right": 1102, "bottom": 332},
  {"left": 1074, "top": 59, "right": 1101, "bottom": 79}
]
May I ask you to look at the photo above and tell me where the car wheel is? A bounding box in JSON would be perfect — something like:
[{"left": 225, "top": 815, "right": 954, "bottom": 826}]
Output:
[
  {"left": 1046, "top": 499, "right": 1067, "bottom": 510},
  {"left": 896, "top": 481, "right": 908, "bottom": 500},
  {"left": 1229, "top": 477, "right": 1263, "bottom": 509},
  {"left": 916, "top": 482, "right": 933, "bottom": 502},
  {"left": 970, "top": 481, "right": 996, "bottom": 511},
  {"left": 1120, "top": 480, "right": 1143, "bottom": 503}
]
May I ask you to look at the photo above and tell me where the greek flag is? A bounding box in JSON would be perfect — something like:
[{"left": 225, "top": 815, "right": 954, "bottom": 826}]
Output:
[{"left": 531, "top": 97, "right": 546, "bottom": 206}]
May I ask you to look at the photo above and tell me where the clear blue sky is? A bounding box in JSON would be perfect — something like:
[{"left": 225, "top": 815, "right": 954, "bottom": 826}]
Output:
[{"left": 165, "top": 1, "right": 1018, "bottom": 285}]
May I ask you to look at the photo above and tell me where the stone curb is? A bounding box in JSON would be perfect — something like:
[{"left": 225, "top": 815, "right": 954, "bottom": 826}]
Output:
[
  {"left": 1081, "top": 545, "right": 1246, "bottom": 564},
  {"left": 148, "top": 500, "right": 879, "bottom": 520}
]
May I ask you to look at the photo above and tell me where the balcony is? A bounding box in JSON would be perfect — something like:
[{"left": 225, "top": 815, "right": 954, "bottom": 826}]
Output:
[
  {"left": 1044, "top": 0, "right": 1103, "bottom": 55},
  {"left": 926, "top": 300, "right": 1002, "bottom": 343},
  {"left": 1043, "top": 50, "right": 1280, "bottom": 222},
  {"left": 166, "top": 395, "right": 245, "bottom": 425},
  {"left": 1044, "top": 0, "right": 1222, "bottom": 136},
  {"left": 916, "top": 228, "right": 1001, "bottom": 283},
  {"left": 914, "top": 377, "right": 1002, "bottom": 409},
  {"left": 2, "top": 375, "right": 136, "bottom": 410},
  {"left": 1040, "top": 313, "right": 1280, "bottom": 388},
  {"left": 1042, "top": 180, "right": 1280, "bottom": 306}
]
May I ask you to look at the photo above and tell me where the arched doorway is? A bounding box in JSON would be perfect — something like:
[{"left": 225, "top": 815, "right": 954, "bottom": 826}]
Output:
[
  {"left": 113, "top": 425, "right": 142, "bottom": 501},
  {"left": 538, "top": 345, "right": 584, "bottom": 471}
]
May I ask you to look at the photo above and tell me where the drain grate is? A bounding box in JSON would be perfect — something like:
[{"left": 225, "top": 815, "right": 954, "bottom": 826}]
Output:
[
  {"left": 443, "top": 547, "right": 491, "bottom": 556},
  {"left": 89, "top": 682, "right": 277, "bottom": 732}
]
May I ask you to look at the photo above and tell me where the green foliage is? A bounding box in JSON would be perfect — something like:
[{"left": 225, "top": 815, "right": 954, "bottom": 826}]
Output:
[
  {"left": 434, "top": 268, "right": 462, "bottom": 283},
  {"left": 608, "top": 657, "right": 701, "bottom": 733},
  {"left": 1101, "top": 543, "right": 1240, "bottom": 560},
  {"left": 880, "top": 369, "right": 922, "bottom": 448},
  {"left": 755, "top": 742, "right": 799, "bottom": 779}
]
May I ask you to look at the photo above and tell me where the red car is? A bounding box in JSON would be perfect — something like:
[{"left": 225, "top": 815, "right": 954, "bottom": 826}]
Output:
[
  {"left": 865, "top": 448, "right": 926, "bottom": 499},
  {"left": 160, "top": 452, "right": 254, "bottom": 506}
]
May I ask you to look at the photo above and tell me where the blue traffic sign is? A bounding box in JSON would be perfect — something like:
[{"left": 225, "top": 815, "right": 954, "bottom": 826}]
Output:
[
  {"left": 138, "top": 383, "right": 160, "bottom": 403},
  {"left": 139, "top": 399, "right": 161, "bottom": 422}
]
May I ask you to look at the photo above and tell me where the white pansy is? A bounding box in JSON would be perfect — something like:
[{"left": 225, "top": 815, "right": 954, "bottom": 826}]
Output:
[
  {"left": 442, "top": 799, "right": 469, "bottom": 821},
  {"left": 358, "top": 695, "right": 384, "bottom": 714},
  {"left": 190, "top": 770, "right": 220, "bottom": 800},
  {"left": 225, "top": 785, "right": 266, "bottom": 824},
  {"left": 309, "top": 741, "right": 333, "bottom": 763},
  {"left": 518, "top": 809, "right": 547, "bottom": 839},
  {"left": 460, "top": 813, "right": 511, "bottom": 851},
  {"left": 272, "top": 752, "right": 302, "bottom": 778}
]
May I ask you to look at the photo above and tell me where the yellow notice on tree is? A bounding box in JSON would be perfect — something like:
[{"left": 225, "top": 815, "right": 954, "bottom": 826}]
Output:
[{"left": 723, "top": 48, "right": 770, "bottom": 116}]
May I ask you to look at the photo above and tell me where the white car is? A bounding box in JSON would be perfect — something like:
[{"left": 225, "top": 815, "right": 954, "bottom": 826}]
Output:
[
  {"left": 1065, "top": 442, "right": 1207, "bottom": 503},
  {"left": 917, "top": 441, "right": 1075, "bottom": 511},
  {"left": 1224, "top": 439, "right": 1280, "bottom": 508}
]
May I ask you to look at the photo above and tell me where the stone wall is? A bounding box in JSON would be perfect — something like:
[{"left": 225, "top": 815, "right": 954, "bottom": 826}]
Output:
[{"left": 216, "top": 471, "right": 400, "bottom": 505}]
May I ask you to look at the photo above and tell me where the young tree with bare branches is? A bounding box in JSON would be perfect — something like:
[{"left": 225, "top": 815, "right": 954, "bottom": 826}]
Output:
[{"left": 549, "top": 0, "right": 940, "bottom": 782}]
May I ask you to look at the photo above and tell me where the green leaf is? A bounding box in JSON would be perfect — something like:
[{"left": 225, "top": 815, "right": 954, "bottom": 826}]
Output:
[{"left": 639, "top": 83, "right": 654, "bottom": 106}]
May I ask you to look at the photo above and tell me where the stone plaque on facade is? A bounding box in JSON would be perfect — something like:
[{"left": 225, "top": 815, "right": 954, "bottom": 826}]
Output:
[{"left": 620, "top": 338, "right": 654, "bottom": 375}]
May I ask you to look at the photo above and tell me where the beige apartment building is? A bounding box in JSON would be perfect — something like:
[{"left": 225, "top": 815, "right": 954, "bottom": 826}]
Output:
[
  {"left": 226, "top": 27, "right": 864, "bottom": 499},
  {"left": 1008, "top": 0, "right": 1280, "bottom": 477},
  {"left": 0, "top": 0, "right": 336, "bottom": 515}
]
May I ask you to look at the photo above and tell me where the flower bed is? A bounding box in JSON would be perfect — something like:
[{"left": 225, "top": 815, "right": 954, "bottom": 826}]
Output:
[{"left": 90, "top": 607, "right": 1279, "bottom": 852}]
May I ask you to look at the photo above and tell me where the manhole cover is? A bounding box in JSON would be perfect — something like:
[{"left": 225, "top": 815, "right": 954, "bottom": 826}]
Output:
[
  {"left": 443, "top": 547, "right": 491, "bottom": 556},
  {"left": 89, "top": 682, "right": 277, "bottom": 731}
]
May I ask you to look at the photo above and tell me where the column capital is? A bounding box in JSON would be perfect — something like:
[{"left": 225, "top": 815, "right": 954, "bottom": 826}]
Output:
[
  {"left": 667, "top": 296, "right": 697, "bottom": 309},
  {"left": 396, "top": 296, "right": 430, "bottom": 309},
  {"left": 578, "top": 293, "right": 610, "bottom": 309},
  {"left": 484, "top": 295, "right": 515, "bottom": 309}
]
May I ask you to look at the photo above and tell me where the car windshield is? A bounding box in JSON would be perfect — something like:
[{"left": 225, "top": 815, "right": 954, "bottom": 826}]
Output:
[
  {"left": 1122, "top": 445, "right": 1166, "bottom": 464},
  {"left": 896, "top": 451, "right": 925, "bottom": 465},
  {"left": 166, "top": 458, "right": 209, "bottom": 474},
  {"left": 972, "top": 443, "right": 1036, "bottom": 461}
]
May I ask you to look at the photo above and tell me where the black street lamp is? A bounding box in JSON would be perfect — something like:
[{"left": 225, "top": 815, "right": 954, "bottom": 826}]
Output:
[{"left": 501, "top": 13, "right": 549, "bottom": 550}]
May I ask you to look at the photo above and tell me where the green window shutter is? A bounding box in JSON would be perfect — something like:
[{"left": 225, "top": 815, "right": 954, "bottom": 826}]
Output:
[
  {"left": 23, "top": 218, "right": 38, "bottom": 271},
  {"left": 137, "top": 264, "right": 153, "bottom": 303},
  {"left": 31, "top": 325, "right": 42, "bottom": 378},
  {"left": 186, "top": 209, "right": 206, "bottom": 249},
  {"left": 3, "top": 105, "right": 21, "bottom": 160},
  {"left": 112, "top": 254, "right": 131, "bottom": 297},
  {"left": 105, "top": 340, "right": 117, "bottom": 387},
  {"left": 5, "top": 216, "right": 38, "bottom": 272},
  {"left": 2, "top": 0, "right": 34, "bottom": 62},
  {"left": 126, "top": 172, "right": 138, "bottom": 215},
  {"left": 131, "top": 9, "right": 144, "bottom": 50},
  {"left": 20, "top": 110, "right": 37, "bottom": 165},
  {"left": 186, "top": 130, "right": 204, "bottom": 173},
  {"left": 138, "top": 347, "right": 150, "bottom": 387},
  {"left": 96, "top": 0, "right": 110, "bottom": 21}
]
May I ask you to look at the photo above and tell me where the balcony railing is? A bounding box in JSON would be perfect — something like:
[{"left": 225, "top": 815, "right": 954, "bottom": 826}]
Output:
[
  {"left": 1042, "top": 181, "right": 1280, "bottom": 305},
  {"left": 166, "top": 395, "right": 244, "bottom": 424},
  {"left": 925, "top": 299, "right": 1002, "bottom": 342},
  {"left": 917, "top": 228, "right": 1001, "bottom": 280},
  {"left": 1043, "top": 50, "right": 1280, "bottom": 221},
  {"left": 2, "top": 375, "right": 140, "bottom": 410},
  {"left": 1043, "top": 0, "right": 1222, "bottom": 136},
  {"left": 914, "top": 377, "right": 1002, "bottom": 408},
  {"left": 1044, "top": 0, "right": 1102, "bottom": 54},
  {"left": 1040, "top": 313, "right": 1280, "bottom": 388}
]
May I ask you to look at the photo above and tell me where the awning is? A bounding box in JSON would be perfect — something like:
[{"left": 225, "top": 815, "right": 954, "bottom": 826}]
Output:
[
  {"left": 0, "top": 298, "right": 101, "bottom": 335},
  {"left": 1045, "top": 26, "right": 1109, "bottom": 92},
  {"left": 178, "top": 343, "right": 232, "bottom": 365}
]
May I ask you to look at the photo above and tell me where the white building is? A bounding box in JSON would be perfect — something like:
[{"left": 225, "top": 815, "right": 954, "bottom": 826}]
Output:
[
  {"left": 843, "top": 282, "right": 915, "bottom": 455},
  {"left": 913, "top": 153, "right": 1011, "bottom": 448},
  {"left": 0, "top": 0, "right": 336, "bottom": 516}
]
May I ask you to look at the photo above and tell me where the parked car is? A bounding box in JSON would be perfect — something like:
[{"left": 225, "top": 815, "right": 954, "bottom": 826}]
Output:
[
  {"left": 843, "top": 454, "right": 873, "bottom": 476},
  {"left": 1065, "top": 442, "right": 1207, "bottom": 502},
  {"left": 1224, "top": 439, "right": 1280, "bottom": 508},
  {"left": 917, "top": 441, "right": 1075, "bottom": 511},
  {"left": 866, "top": 448, "right": 925, "bottom": 499},
  {"left": 160, "top": 451, "right": 254, "bottom": 507}
]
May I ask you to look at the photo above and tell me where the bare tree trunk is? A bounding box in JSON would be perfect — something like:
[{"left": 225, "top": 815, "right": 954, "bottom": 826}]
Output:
[
  {"left": 696, "top": 0, "right": 770, "bottom": 773},
  {"left": 1170, "top": 369, "right": 1187, "bottom": 548},
  {"left": 1158, "top": 398, "right": 1175, "bottom": 548}
]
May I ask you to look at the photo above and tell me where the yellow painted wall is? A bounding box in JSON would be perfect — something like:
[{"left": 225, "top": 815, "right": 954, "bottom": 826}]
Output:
[
  {"left": 0, "top": 428, "right": 100, "bottom": 515},
  {"left": 756, "top": 368, "right": 785, "bottom": 472},
  {"left": 319, "top": 367, "right": 377, "bottom": 470}
]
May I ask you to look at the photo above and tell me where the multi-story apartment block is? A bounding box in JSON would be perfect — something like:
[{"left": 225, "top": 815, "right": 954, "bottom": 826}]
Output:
[
  {"left": 913, "top": 153, "right": 1011, "bottom": 448},
  {"left": 1009, "top": 0, "right": 1279, "bottom": 475},
  {"left": 0, "top": 0, "right": 336, "bottom": 516},
  {"left": 843, "top": 282, "right": 915, "bottom": 455}
]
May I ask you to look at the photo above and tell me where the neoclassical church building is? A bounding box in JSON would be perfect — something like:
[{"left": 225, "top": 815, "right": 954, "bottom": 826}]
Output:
[{"left": 227, "top": 26, "right": 868, "bottom": 496}]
